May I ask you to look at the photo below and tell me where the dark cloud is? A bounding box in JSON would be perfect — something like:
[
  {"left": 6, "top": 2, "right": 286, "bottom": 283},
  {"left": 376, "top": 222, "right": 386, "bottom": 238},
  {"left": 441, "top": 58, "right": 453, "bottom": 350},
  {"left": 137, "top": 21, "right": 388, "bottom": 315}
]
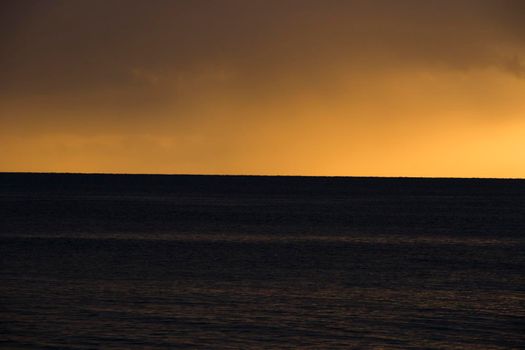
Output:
[
  {"left": 2, "top": 0, "right": 524, "bottom": 94},
  {"left": 1, "top": 1, "right": 524, "bottom": 175}
]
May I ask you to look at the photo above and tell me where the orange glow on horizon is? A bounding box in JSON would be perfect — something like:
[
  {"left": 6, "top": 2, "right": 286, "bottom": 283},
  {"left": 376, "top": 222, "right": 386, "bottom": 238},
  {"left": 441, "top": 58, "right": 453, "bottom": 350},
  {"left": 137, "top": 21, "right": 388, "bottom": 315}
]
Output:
[{"left": 1, "top": 1, "right": 524, "bottom": 178}]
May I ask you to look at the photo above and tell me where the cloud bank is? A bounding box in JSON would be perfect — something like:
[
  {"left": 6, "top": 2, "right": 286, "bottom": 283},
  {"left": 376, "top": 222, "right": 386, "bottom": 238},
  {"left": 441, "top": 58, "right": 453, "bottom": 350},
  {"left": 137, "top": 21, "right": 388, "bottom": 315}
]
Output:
[{"left": 1, "top": 0, "right": 524, "bottom": 176}]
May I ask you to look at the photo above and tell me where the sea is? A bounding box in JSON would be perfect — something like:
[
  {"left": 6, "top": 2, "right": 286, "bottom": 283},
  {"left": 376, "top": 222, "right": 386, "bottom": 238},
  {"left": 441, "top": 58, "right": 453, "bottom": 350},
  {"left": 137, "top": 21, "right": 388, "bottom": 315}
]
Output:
[{"left": 1, "top": 173, "right": 524, "bottom": 349}]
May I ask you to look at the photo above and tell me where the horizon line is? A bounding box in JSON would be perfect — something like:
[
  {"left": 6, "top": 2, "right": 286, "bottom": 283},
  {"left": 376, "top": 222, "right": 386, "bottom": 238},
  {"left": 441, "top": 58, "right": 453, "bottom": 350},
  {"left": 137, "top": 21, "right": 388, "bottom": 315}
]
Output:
[{"left": 1, "top": 171, "right": 523, "bottom": 181}]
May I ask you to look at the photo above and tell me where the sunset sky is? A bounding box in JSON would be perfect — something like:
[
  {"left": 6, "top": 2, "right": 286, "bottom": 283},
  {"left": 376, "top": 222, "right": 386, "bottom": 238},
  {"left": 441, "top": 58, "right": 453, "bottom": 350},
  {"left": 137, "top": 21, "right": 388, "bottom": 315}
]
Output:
[{"left": 1, "top": 0, "right": 524, "bottom": 177}]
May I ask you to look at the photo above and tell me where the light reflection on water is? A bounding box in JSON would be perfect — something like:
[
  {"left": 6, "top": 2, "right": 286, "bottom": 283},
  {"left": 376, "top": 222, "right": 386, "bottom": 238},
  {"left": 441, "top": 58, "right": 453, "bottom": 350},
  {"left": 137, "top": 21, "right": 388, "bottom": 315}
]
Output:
[
  {"left": 2, "top": 235, "right": 524, "bottom": 349},
  {"left": 2, "top": 174, "right": 525, "bottom": 348},
  {"left": 5, "top": 232, "right": 525, "bottom": 246}
]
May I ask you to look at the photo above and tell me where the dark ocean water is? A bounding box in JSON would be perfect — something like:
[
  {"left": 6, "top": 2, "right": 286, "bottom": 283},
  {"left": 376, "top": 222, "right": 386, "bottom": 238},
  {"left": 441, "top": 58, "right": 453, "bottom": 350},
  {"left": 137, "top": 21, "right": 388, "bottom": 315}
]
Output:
[{"left": 1, "top": 173, "right": 524, "bottom": 349}]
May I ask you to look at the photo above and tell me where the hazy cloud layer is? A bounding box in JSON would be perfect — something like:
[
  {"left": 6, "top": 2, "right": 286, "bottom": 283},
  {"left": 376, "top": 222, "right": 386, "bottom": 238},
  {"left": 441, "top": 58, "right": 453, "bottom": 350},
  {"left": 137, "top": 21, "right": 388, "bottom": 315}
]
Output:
[{"left": 1, "top": 0, "right": 524, "bottom": 176}]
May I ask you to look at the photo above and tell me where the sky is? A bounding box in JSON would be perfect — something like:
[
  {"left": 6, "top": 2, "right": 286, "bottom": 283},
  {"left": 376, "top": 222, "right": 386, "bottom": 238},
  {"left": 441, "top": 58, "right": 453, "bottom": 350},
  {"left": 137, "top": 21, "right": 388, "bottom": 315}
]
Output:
[{"left": 1, "top": 0, "right": 524, "bottom": 177}]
